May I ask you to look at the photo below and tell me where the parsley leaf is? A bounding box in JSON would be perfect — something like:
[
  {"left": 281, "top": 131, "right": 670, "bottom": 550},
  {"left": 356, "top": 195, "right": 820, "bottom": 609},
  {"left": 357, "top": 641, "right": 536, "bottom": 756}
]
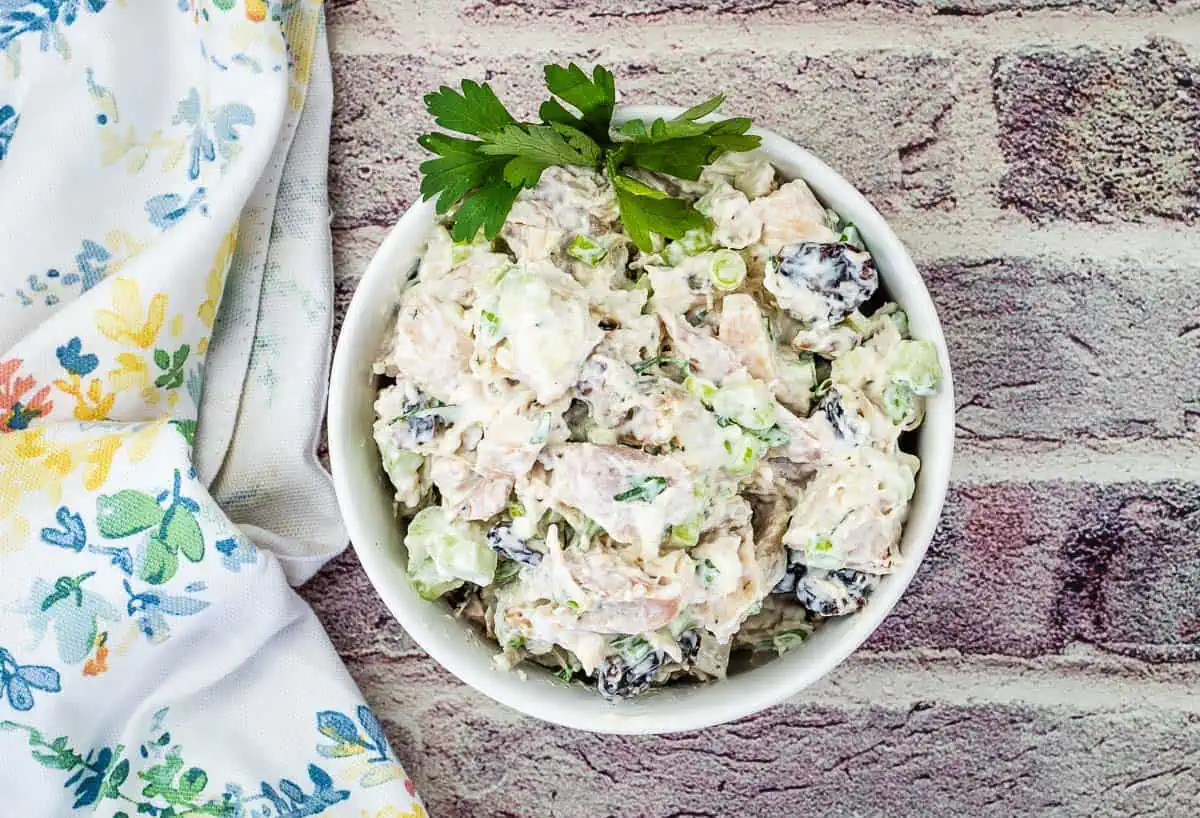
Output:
[
  {"left": 417, "top": 134, "right": 509, "bottom": 215},
  {"left": 417, "top": 65, "right": 758, "bottom": 246},
  {"left": 480, "top": 123, "right": 602, "bottom": 170},
  {"left": 424, "top": 80, "right": 516, "bottom": 136},
  {"left": 539, "top": 63, "right": 616, "bottom": 144},
  {"left": 609, "top": 168, "right": 707, "bottom": 252},
  {"left": 449, "top": 176, "right": 520, "bottom": 242},
  {"left": 613, "top": 475, "right": 669, "bottom": 503},
  {"left": 618, "top": 99, "right": 761, "bottom": 180}
]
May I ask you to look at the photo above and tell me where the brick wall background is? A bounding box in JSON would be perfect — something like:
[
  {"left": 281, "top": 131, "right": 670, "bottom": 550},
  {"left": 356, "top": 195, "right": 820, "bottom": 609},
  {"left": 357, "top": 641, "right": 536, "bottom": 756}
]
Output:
[{"left": 303, "top": 2, "right": 1200, "bottom": 815}]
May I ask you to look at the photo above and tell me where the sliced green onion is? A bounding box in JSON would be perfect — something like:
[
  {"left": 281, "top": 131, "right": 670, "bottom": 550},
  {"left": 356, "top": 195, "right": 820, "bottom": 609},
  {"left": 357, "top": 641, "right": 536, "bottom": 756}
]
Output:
[
  {"left": 882, "top": 383, "right": 914, "bottom": 424},
  {"left": 671, "top": 518, "right": 701, "bottom": 547},
  {"left": 568, "top": 234, "right": 609, "bottom": 265},
  {"left": 710, "top": 249, "right": 747, "bottom": 291},
  {"left": 479, "top": 309, "right": 501, "bottom": 338},
  {"left": 697, "top": 558, "right": 719, "bottom": 587},
  {"left": 712, "top": 379, "right": 776, "bottom": 431},
  {"left": 684, "top": 374, "right": 718, "bottom": 407},
  {"left": 838, "top": 222, "right": 865, "bottom": 250},
  {"left": 724, "top": 433, "right": 764, "bottom": 475},
  {"left": 744, "top": 424, "right": 791, "bottom": 448}
]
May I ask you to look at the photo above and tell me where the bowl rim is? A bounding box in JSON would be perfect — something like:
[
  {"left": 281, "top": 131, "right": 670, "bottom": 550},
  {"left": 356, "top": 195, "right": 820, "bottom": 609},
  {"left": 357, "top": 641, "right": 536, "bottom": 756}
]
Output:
[{"left": 328, "top": 105, "right": 956, "bottom": 734}]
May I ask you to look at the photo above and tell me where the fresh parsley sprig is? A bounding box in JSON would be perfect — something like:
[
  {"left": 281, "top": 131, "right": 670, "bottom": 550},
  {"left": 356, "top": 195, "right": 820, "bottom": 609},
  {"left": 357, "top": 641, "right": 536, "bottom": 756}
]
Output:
[{"left": 416, "top": 64, "right": 761, "bottom": 251}]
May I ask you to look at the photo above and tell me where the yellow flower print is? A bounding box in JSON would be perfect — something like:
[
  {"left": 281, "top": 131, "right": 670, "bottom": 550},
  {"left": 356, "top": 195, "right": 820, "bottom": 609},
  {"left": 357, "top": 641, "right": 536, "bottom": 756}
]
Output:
[
  {"left": 103, "top": 229, "right": 148, "bottom": 275},
  {"left": 199, "top": 225, "right": 237, "bottom": 329},
  {"left": 245, "top": 0, "right": 267, "bottom": 21},
  {"left": 0, "top": 514, "right": 31, "bottom": 555},
  {"left": 170, "top": 314, "right": 184, "bottom": 338},
  {"left": 284, "top": 3, "right": 319, "bottom": 111},
  {"left": 108, "top": 352, "right": 149, "bottom": 392},
  {"left": 140, "top": 387, "right": 180, "bottom": 411},
  {"left": 0, "top": 425, "right": 142, "bottom": 516},
  {"left": 96, "top": 278, "right": 168, "bottom": 349},
  {"left": 361, "top": 805, "right": 427, "bottom": 818},
  {"left": 0, "top": 429, "right": 75, "bottom": 512},
  {"left": 54, "top": 375, "right": 117, "bottom": 422},
  {"left": 81, "top": 433, "right": 124, "bottom": 491},
  {"left": 126, "top": 420, "right": 164, "bottom": 464}
]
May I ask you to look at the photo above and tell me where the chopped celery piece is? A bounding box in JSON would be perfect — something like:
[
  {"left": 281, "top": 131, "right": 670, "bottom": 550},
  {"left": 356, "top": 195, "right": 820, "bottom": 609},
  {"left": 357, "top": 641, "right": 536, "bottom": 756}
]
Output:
[
  {"left": 891, "top": 340, "right": 942, "bottom": 396},
  {"left": 404, "top": 506, "right": 497, "bottom": 599}
]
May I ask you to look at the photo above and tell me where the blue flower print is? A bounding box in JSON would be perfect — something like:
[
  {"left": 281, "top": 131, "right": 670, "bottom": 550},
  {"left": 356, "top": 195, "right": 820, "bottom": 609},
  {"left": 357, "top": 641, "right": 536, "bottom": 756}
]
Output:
[
  {"left": 55, "top": 337, "right": 99, "bottom": 376},
  {"left": 0, "top": 647, "right": 61, "bottom": 712},
  {"left": 19, "top": 574, "right": 120, "bottom": 664},
  {"left": 0, "top": 104, "right": 17, "bottom": 161},
  {"left": 88, "top": 544, "right": 133, "bottom": 575},
  {"left": 172, "top": 87, "right": 255, "bottom": 181},
  {"left": 258, "top": 764, "right": 350, "bottom": 817},
  {"left": 122, "top": 579, "right": 209, "bottom": 643},
  {"left": 0, "top": 0, "right": 109, "bottom": 55},
  {"left": 39, "top": 505, "right": 134, "bottom": 573},
  {"left": 40, "top": 505, "right": 87, "bottom": 551},
  {"left": 146, "top": 187, "right": 207, "bottom": 230},
  {"left": 75, "top": 239, "right": 111, "bottom": 291},
  {"left": 215, "top": 536, "right": 258, "bottom": 572}
]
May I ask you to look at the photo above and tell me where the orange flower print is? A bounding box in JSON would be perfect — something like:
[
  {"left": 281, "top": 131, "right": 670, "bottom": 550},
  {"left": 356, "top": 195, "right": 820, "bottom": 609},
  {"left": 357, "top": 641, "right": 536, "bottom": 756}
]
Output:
[
  {"left": 0, "top": 358, "right": 54, "bottom": 432},
  {"left": 83, "top": 632, "right": 110, "bottom": 677}
]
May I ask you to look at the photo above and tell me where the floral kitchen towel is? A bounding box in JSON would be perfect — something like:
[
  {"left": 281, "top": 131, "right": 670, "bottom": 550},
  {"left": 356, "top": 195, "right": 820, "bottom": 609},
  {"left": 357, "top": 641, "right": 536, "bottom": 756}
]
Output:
[{"left": 0, "top": 1, "right": 426, "bottom": 816}]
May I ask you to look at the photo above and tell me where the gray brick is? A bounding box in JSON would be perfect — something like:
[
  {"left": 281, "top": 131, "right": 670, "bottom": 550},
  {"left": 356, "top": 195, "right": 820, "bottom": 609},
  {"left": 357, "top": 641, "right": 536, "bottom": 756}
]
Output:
[
  {"left": 329, "top": 50, "right": 960, "bottom": 228},
  {"left": 868, "top": 482, "right": 1068, "bottom": 656},
  {"left": 1057, "top": 482, "right": 1200, "bottom": 662},
  {"left": 926, "top": 257, "right": 1200, "bottom": 443},
  {"left": 347, "top": 670, "right": 1200, "bottom": 818},
  {"left": 299, "top": 548, "right": 422, "bottom": 661},
  {"left": 874, "top": 481, "right": 1200, "bottom": 661},
  {"left": 993, "top": 39, "right": 1200, "bottom": 223},
  {"left": 329, "top": 54, "right": 429, "bottom": 230}
]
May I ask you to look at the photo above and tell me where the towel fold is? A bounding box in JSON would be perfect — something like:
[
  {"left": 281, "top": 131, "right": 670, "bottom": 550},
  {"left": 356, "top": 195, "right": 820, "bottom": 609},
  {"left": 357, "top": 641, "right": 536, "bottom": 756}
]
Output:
[{"left": 0, "top": 1, "right": 425, "bottom": 815}]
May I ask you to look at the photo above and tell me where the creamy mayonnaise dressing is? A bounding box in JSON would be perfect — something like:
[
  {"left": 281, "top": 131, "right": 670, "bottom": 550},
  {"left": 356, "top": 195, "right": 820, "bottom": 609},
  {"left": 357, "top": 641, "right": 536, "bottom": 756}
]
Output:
[{"left": 373, "top": 157, "right": 942, "bottom": 699}]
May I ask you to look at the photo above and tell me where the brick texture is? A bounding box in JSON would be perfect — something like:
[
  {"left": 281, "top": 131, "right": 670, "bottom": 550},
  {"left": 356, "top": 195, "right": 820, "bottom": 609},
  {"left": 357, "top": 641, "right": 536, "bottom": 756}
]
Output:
[
  {"left": 927, "top": 257, "right": 1200, "bottom": 443},
  {"left": 463, "top": 0, "right": 1196, "bottom": 19},
  {"left": 330, "top": 50, "right": 959, "bottom": 228},
  {"left": 994, "top": 38, "right": 1200, "bottom": 223},
  {"left": 870, "top": 481, "right": 1200, "bottom": 661},
  {"left": 345, "top": 660, "right": 1200, "bottom": 818},
  {"left": 318, "top": 6, "right": 1200, "bottom": 815}
]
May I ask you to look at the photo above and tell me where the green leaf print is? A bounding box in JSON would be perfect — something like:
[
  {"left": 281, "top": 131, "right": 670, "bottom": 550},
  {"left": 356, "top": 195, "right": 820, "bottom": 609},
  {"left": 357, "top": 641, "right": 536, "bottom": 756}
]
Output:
[
  {"left": 152, "top": 343, "right": 190, "bottom": 390},
  {"left": 178, "top": 766, "right": 208, "bottom": 799},
  {"left": 96, "top": 491, "right": 165, "bottom": 538},
  {"left": 141, "top": 537, "right": 179, "bottom": 585},
  {"left": 164, "top": 508, "right": 204, "bottom": 563}
]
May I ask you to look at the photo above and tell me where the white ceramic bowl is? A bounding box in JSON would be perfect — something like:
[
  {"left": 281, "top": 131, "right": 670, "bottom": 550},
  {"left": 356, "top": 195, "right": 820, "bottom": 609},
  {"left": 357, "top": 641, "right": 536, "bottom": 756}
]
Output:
[{"left": 328, "top": 106, "right": 955, "bottom": 734}]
